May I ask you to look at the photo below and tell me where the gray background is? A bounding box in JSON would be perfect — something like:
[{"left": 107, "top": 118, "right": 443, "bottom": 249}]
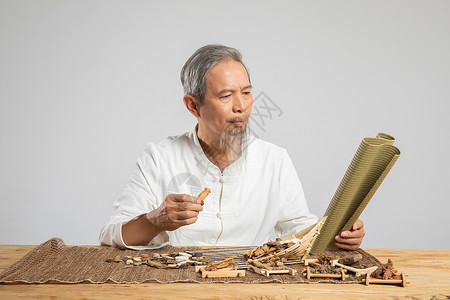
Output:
[{"left": 1, "top": 0, "right": 449, "bottom": 249}]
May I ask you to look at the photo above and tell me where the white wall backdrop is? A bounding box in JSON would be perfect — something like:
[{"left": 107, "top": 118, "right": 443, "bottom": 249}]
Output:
[{"left": 1, "top": 0, "right": 449, "bottom": 249}]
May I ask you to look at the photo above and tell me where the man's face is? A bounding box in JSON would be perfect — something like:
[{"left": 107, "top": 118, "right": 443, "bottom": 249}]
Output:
[{"left": 197, "top": 59, "right": 253, "bottom": 140}]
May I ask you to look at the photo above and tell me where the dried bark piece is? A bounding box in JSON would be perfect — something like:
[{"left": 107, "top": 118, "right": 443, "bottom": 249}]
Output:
[
  {"left": 371, "top": 259, "right": 400, "bottom": 279},
  {"left": 338, "top": 254, "right": 363, "bottom": 265}
]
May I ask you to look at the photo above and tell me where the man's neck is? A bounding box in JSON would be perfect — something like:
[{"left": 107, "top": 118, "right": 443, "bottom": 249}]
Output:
[{"left": 196, "top": 126, "right": 242, "bottom": 173}]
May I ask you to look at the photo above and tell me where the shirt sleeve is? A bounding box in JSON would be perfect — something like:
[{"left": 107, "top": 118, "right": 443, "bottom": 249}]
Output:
[
  {"left": 98, "top": 144, "right": 169, "bottom": 249},
  {"left": 274, "top": 150, "right": 319, "bottom": 238}
]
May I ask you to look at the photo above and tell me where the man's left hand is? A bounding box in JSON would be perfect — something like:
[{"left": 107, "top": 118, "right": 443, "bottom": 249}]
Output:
[{"left": 334, "top": 219, "right": 365, "bottom": 251}]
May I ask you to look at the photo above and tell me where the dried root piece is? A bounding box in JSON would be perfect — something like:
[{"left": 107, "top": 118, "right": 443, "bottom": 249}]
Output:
[
  {"left": 146, "top": 260, "right": 166, "bottom": 269},
  {"left": 197, "top": 188, "right": 211, "bottom": 205},
  {"left": 248, "top": 256, "right": 287, "bottom": 270},
  {"left": 204, "top": 256, "right": 238, "bottom": 271}
]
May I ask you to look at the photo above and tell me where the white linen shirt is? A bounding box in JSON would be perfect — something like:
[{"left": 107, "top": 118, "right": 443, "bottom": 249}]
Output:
[{"left": 99, "top": 128, "right": 318, "bottom": 249}]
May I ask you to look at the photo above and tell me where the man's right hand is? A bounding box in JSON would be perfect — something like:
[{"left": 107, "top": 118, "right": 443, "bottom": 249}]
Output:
[{"left": 146, "top": 194, "right": 203, "bottom": 232}]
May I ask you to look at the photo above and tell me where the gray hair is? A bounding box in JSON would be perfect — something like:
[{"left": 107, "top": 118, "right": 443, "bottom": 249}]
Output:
[{"left": 180, "top": 44, "right": 251, "bottom": 103}]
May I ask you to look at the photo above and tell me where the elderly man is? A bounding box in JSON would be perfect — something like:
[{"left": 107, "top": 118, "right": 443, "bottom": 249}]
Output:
[{"left": 99, "top": 44, "right": 365, "bottom": 250}]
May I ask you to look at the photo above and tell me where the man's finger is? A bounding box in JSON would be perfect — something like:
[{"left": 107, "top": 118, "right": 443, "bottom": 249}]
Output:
[
  {"left": 352, "top": 219, "right": 364, "bottom": 231},
  {"left": 174, "top": 210, "right": 200, "bottom": 220},
  {"left": 340, "top": 229, "right": 364, "bottom": 239},
  {"left": 173, "top": 201, "right": 203, "bottom": 212},
  {"left": 335, "top": 242, "right": 360, "bottom": 251},
  {"left": 168, "top": 194, "right": 198, "bottom": 203},
  {"left": 174, "top": 216, "right": 199, "bottom": 226},
  {"left": 335, "top": 235, "right": 362, "bottom": 245}
]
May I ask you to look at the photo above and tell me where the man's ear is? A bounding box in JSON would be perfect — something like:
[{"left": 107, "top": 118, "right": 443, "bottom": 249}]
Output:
[{"left": 183, "top": 95, "right": 201, "bottom": 118}]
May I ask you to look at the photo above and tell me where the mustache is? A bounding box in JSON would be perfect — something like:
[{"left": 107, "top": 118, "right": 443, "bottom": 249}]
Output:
[{"left": 227, "top": 115, "right": 250, "bottom": 123}]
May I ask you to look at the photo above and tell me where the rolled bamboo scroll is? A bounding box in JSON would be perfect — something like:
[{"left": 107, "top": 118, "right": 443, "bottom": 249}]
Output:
[{"left": 310, "top": 133, "right": 401, "bottom": 254}]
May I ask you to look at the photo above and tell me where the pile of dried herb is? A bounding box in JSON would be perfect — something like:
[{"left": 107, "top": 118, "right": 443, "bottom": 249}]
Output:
[
  {"left": 371, "top": 259, "right": 401, "bottom": 280},
  {"left": 245, "top": 238, "right": 294, "bottom": 260},
  {"left": 105, "top": 252, "right": 207, "bottom": 269},
  {"left": 311, "top": 254, "right": 341, "bottom": 274},
  {"left": 248, "top": 256, "right": 288, "bottom": 270}
]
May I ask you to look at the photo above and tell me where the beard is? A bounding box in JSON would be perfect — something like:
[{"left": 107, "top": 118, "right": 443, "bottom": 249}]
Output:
[
  {"left": 218, "top": 121, "right": 250, "bottom": 158},
  {"left": 197, "top": 116, "right": 251, "bottom": 169}
]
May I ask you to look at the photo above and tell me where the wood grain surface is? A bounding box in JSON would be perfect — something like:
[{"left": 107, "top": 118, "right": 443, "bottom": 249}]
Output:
[{"left": 0, "top": 245, "right": 449, "bottom": 299}]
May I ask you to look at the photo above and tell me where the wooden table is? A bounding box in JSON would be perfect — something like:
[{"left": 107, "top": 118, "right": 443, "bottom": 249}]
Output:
[{"left": 0, "top": 246, "right": 449, "bottom": 299}]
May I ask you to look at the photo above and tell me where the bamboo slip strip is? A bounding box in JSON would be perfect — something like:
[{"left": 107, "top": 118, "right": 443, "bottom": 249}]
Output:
[{"left": 311, "top": 133, "right": 401, "bottom": 254}]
